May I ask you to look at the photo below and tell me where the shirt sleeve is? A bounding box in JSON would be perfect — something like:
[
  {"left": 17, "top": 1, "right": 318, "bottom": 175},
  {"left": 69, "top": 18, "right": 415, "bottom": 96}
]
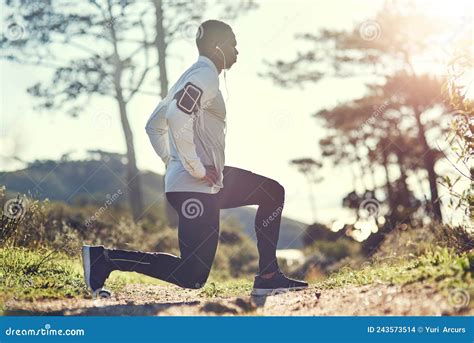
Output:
[
  {"left": 187, "top": 67, "right": 219, "bottom": 112},
  {"left": 145, "top": 102, "right": 170, "bottom": 167},
  {"left": 167, "top": 67, "right": 219, "bottom": 179}
]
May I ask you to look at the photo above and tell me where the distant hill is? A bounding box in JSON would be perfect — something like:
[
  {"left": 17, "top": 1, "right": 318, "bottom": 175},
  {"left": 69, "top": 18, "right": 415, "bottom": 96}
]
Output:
[{"left": 0, "top": 153, "right": 307, "bottom": 248}]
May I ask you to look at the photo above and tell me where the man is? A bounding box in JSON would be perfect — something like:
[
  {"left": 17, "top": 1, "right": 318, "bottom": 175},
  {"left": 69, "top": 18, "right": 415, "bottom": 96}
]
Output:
[{"left": 82, "top": 20, "right": 308, "bottom": 298}]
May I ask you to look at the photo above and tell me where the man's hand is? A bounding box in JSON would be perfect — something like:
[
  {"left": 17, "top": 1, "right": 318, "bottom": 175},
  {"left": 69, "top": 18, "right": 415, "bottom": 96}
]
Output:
[{"left": 201, "top": 165, "right": 218, "bottom": 186}]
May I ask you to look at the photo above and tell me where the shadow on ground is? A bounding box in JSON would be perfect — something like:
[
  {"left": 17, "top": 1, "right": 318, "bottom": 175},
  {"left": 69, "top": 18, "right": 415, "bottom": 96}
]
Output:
[{"left": 4, "top": 301, "right": 203, "bottom": 316}]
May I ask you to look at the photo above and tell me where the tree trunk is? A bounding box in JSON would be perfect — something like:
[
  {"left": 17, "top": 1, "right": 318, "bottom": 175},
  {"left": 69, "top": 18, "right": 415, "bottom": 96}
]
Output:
[
  {"left": 414, "top": 108, "right": 442, "bottom": 221},
  {"left": 116, "top": 94, "right": 144, "bottom": 222},
  {"left": 108, "top": 2, "right": 144, "bottom": 223},
  {"left": 394, "top": 150, "right": 411, "bottom": 209},
  {"left": 381, "top": 145, "right": 394, "bottom": 211},
  {"left": 152, "top": 0, "right": 178, "bottom": 226},
  {"left": 153, "top": 0, "right": 169, "bottom": 99},
  {"left": 470, "top": 167, "right": 473, "bottom": 222},
  {"left": 354, "top": 145, "right": 368, "bottom": 193},
  {"left": 306, "top": 177, "right": 317, "bottom": 224},
  {"left": 368, "top": 163, "right": 377, "bottom": 192},
  {"left": 362, "top": 147, "right": 399, "bottom": 256}
]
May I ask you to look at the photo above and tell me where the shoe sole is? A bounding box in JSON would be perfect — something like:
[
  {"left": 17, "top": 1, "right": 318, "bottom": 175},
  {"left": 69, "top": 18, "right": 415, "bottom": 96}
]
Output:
[
  {"left": 82, "top": 245, "right": 92, "bottom": 291},
  {"left": 251, "top": 286, "right": 308, "bottom": 296},
  {"left": 93, "top": 288, "right": 112, "bottom": 299}
]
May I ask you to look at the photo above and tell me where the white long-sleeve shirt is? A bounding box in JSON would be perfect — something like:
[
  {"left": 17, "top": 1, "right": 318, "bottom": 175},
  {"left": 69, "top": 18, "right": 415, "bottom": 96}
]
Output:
[{"left": 145, "top": 56, "right": 226, "bottom": 194}]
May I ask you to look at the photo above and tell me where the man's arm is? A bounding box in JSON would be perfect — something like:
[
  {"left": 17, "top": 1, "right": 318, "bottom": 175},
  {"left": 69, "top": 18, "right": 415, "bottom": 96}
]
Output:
[
  {"left": 167, "top": 107, "right": 206, "bottom": 178},
  {"left": 145, "top": 103, "right": 170, "bottom": 166},
  {"left": 167, "top": 67, "right": 219, "bottom": 179}
]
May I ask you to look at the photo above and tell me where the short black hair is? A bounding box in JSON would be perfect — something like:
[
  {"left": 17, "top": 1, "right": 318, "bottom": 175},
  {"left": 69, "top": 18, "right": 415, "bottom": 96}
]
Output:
[{"left": 196, "top": 20, "right": 233, "bottom": 54}]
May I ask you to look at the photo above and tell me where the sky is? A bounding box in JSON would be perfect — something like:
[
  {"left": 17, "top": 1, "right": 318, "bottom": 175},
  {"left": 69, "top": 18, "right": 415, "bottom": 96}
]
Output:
[{"left": 0, "top": 0, "right": 472, "bottom": 226}]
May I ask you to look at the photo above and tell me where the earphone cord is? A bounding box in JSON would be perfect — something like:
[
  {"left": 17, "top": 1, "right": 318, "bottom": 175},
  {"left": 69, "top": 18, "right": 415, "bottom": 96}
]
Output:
[
  {"left": 216, "top": 46, "right": 230, "bottom": 136},
  {"left": 217, "top": 46, "right": 230, "bottom": 102},
  {"left": 223, "top": 70, "right": 229, "bottom": 102}
]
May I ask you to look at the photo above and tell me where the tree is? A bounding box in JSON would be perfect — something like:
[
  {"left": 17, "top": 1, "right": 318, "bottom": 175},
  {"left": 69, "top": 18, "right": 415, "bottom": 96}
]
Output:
[
  {"left": 1, "top": 0, "right": 257, "bottom": 223},
  {"left": 263, "top": 2, "right": 453, "bottom": 223},
  {"left": 1, "top": 0, "right": 153, "bottom": 221},
  {"left": 442, "top": 31, "right": 473, "bottom": 225},
  {"left": 290, "top": 158, "right": 323, "bottom": 223},
  {"left": 150, "top": 0, "right": 257, "bottom": 98}
]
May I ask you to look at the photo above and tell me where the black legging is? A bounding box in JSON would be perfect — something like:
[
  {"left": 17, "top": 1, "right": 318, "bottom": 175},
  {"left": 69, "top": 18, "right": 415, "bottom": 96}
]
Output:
[{"left": 104, "top": 166, "right": 284, "bottom": 289}]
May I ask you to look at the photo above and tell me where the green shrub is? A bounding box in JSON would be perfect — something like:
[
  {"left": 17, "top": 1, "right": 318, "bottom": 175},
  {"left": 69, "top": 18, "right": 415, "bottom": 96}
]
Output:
[
  {"left": 318, "top": 246, "right": 473, "bottom": 295},
  {"left": 307, "top": 239, "right": 360, "bottom": 261},
  {"left": 0, "top": 186, "right": 260, "bottom": 279},
  {"left": 374, "top": 223, "right": 474, "bottom": 260}
]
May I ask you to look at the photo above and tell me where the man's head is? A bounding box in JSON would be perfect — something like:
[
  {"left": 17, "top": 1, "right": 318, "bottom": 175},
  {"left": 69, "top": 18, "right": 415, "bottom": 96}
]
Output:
[{"left": 196, "top": 20, "right": 238, "bottom": 70}]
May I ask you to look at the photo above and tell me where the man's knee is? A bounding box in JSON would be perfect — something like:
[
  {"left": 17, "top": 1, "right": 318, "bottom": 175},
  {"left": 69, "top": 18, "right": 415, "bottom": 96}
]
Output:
[
  {"left": 181, "top": 276, "right": 209, "bottom": 289},
  {"left": 261, "top": 179, "right": 285, "bottom": 205},
  {"left": 180, "top": 266, "right": 211, "bottom": 289}
]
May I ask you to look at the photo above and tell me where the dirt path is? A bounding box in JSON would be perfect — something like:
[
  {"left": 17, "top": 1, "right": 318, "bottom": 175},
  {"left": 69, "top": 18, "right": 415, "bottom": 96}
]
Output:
[{"left": 4, "top": 283, "right": 472, "bottom": 316}]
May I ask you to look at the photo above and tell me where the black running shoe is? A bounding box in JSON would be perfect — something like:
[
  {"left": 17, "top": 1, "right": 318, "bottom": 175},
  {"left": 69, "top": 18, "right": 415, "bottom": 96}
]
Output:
[
  {"left": 82, "top": 245, "right": 113, "bottom": 298},
  {"left": 251, "top": 270, "right": 308, "bottom": 296}
]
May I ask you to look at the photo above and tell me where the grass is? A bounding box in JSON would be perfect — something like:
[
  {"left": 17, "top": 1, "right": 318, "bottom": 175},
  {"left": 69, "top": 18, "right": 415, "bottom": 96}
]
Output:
[
  {"left": 0, "top": 247, "right": 86, "bottom": 305},
  {"left": 0, "top": 247, "right": 164, "bottom": 314},
  {"left": 1, "top": 245, "right": 472, "bottom": 314},
  {"left": 314, "top": 247, "right": 473, "bottom": 295},
  {"left": 199, "top": 279, "right": 252, "bottom": 298},
  {"left": 0, "top": 246, "right": 253, "bottom": 305}
]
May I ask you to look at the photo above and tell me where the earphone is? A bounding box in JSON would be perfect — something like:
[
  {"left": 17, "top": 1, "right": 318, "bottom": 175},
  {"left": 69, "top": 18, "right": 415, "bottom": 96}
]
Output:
[{"left": 215, "top": 46, "right": 226, "bottom": 70}]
